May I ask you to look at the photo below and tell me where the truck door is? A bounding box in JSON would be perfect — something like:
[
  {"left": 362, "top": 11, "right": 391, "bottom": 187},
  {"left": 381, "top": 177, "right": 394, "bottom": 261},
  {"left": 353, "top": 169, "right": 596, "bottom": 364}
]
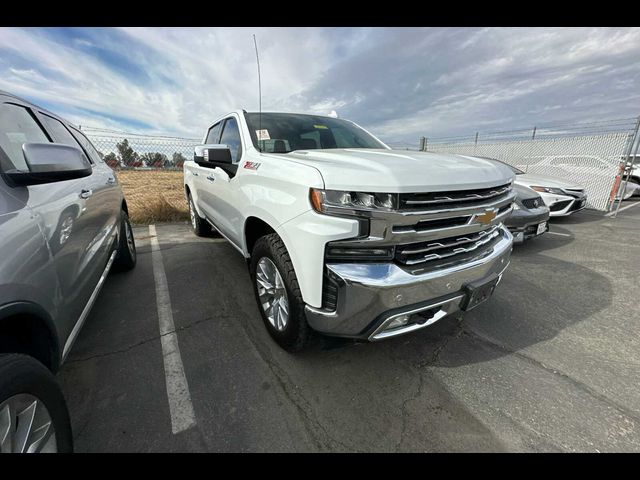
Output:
[
  {"left": 194, "top": 121, "right": 224, "bottom": 224},
  {"left": 211, "top": 116, "right": 244, "bottom": 246}
]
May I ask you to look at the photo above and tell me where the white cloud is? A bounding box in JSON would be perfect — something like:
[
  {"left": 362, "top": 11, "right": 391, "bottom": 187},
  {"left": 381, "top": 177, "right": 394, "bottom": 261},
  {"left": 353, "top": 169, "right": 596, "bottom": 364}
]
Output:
[{"left": 0, "top": 27, "right": 638, "bottom": 144}]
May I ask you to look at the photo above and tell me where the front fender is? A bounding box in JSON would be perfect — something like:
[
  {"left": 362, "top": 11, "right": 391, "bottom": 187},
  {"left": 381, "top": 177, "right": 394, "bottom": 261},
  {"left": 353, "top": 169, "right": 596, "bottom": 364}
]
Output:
[{"left": 276, "top": 210, "right": 359, "bottom": 308}]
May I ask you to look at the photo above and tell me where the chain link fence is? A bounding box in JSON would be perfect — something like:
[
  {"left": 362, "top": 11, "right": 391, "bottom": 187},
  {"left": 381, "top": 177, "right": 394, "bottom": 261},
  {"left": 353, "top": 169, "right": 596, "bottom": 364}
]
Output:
[
  {"left": 421, "top": 118, "right": 640, "bottom": 212},
  {"left": 80, "top": 126, "right": 201, "bottom": 170}
]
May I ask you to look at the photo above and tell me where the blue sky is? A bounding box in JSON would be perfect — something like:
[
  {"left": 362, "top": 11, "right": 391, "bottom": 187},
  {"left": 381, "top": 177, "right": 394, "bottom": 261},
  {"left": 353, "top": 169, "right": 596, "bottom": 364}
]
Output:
[{"left": 1, "top": 27, "right": 639, "bottom": 145}]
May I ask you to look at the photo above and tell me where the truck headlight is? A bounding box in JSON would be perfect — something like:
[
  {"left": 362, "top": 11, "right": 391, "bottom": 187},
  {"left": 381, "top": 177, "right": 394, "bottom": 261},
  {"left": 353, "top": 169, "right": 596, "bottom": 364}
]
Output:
[
  {"left": 310, "top": 189, "right": 398, "bottom": 214},
  {"left": 530, "top": 186, "right": 565, "bottom": 195}
]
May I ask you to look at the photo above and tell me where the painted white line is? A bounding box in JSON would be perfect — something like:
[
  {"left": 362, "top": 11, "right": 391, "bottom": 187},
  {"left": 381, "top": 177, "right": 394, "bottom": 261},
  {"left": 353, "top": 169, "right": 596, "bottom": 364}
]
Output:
[
  {"left": 149, "top": 224, "right": 196, "bottom": 434},
  {"left": 547, "top": 231, "right": 572, "bottom": 237},
  {"left": 605, "top": 201, "right": 640, "bottom": 217}
]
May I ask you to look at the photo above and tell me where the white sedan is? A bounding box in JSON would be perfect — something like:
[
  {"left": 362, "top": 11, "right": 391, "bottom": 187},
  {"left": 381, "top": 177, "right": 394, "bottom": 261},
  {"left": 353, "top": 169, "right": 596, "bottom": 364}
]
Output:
[
  {"left": 476, "top": 157, "right": 587, "bottom": 217},
  {"left": 516, "top": 173, "right": 587, "bottom": 216}
]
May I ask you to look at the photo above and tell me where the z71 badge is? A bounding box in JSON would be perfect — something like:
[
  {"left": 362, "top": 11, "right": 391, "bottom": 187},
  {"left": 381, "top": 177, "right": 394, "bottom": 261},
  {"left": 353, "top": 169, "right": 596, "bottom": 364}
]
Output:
[{"left": 244, "top": 161, "right": 261, "bottom": 170}]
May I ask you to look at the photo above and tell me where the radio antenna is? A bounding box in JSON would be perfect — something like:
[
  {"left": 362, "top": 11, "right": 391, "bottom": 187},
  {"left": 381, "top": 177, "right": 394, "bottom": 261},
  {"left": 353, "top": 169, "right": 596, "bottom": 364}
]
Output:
[{"left": 253, "top": 34, "right": 262, "bottom": 152}]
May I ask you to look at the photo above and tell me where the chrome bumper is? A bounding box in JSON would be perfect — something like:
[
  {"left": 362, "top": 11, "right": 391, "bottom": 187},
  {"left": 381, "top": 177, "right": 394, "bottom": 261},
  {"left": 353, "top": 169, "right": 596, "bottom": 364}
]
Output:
[{"left": 305, "top": 226, "right": 513, "bottom": 340}]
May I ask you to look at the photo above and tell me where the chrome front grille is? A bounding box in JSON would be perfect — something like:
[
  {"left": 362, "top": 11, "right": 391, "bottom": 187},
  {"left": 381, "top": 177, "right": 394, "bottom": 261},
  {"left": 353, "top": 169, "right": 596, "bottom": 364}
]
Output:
[
  {"left": 396, "top": 225, "right": 501, "bottom": 266},
  {"left": 399, "top": 183, "right": 511, "bottom": 210},
  {"left": 326, "top": 182, "right": 516, "bottom": 271}
]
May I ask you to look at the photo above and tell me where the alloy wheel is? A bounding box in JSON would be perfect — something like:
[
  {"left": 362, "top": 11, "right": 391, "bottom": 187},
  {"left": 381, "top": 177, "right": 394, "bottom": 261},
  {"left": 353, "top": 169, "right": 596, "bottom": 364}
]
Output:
[
  {"left": 256, "top": 257, "right": 289, "bottom": 331},
  {"left": 0, "top": 394, "right": 57, "bottom": 453}
]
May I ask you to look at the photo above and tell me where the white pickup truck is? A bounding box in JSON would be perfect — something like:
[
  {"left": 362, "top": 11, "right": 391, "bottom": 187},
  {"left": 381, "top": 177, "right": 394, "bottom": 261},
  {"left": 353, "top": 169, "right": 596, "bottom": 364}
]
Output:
[{"left": 184, "top": 111, "right": 516, "bottom": 351}]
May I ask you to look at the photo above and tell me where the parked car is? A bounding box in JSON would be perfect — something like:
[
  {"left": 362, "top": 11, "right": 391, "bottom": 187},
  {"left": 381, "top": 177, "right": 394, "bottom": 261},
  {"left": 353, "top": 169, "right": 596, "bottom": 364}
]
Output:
[
  {"left": 474, "top": 158, "right": 550, "bottom": 242},
  {"left": 0, "top": 91, "right": 137, "bottom": 453},
  {"left": 505, "top": 184, "right": 550, "bottom": 243},
  {"left": 476, "top": 157, "right": 587, "bottom": 216},
  {"left": 184, "top": 111, "right": 516, "bottom": 352},
  {"left": 621, "top": 154, "right": 640, "bottom": 197}
]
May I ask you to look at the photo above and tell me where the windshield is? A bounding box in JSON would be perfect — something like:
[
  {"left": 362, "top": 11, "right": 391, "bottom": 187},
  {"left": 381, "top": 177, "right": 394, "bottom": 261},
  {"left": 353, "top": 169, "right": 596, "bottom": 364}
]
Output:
[
  {"left": 244, "top": 112, "right": 387, "bottom": 153},
  {"left": 479, "top": 156, "right": 524, "bottom": 175}
]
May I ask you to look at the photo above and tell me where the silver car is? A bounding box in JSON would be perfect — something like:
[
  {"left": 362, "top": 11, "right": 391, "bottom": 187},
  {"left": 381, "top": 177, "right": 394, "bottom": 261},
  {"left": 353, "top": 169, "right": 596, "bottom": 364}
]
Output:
[{"left": 0, "top": 91, "right": 136, "bottom": 452}]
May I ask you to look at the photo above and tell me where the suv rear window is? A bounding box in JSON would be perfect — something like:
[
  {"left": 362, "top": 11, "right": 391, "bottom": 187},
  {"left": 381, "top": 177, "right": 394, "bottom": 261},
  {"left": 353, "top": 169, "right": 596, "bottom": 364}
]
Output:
[{"left": 0, "top": 103, "right": 50, "bottom": 171}]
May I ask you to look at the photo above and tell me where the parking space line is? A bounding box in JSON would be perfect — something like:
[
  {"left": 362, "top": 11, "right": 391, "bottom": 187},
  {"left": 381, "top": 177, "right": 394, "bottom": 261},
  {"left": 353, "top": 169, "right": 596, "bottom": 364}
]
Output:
[
  {"left": 605, "top": 201, "right": 640, "bottom": 216},
  {"left": 547, "top": 231, "right": 572, "bottom": 237},
  {"left": 149, "top": 224, "right": 197, "bottom": 435}
]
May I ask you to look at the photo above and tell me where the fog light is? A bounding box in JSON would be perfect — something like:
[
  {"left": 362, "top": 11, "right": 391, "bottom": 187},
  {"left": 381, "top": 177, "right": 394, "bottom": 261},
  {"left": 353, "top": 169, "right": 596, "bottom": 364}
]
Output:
[{"left": 386, "top": 314, "right": 410, "bottom": 330}]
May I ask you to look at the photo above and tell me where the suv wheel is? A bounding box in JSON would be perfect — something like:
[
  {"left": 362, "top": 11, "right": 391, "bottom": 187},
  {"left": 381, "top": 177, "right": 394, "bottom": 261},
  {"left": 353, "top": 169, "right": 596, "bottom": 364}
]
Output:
[
  {"left": 0, "top": 354, "right": 73, "bottom": 453},
  {"left": 113, "top": 210, "right": 136, "bottom": 271},
  {"left": 250, "top": 233, "right": 312, "bottom": 352}
]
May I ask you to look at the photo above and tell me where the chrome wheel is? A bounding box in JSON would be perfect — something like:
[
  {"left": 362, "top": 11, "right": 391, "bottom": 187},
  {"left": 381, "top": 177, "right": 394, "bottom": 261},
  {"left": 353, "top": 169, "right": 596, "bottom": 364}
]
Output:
[
  {"left": 256, "top": 257, "right": 289, "bottom": 331},
  {"left": 0, "top": 394, "right": 57, "bottom": 453},
  {"left": 189, "top": 199, "right": 197, "bottom": 230},
  {"left": 125, "top": 218, "right": 136, "bottom": 260}
]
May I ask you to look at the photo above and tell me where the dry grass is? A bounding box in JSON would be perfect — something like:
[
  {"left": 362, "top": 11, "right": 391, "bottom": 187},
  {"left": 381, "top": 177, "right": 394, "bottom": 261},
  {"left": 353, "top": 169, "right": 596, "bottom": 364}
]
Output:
[{"left": 116, "top": 170, "right": 189, "bottom": 224}]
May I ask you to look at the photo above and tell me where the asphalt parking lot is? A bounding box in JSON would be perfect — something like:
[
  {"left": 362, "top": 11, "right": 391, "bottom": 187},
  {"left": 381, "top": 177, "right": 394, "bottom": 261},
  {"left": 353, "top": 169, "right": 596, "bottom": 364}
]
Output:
[{"left": 58, "top": 200, "right": 640, "bottom": 452}]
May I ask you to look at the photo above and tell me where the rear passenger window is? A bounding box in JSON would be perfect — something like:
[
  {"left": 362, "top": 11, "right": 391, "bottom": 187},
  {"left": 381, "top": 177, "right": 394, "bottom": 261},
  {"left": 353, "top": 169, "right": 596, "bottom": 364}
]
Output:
[
  {"left": 39, "top": 114, "right": 90, "bottom": 162},
  {"left": 70, "top": 128, "right": 103, "bottom": 164},
  {"left": 206, "top": 122, "right": 223, "bottom": 144},
  {"left": 0, "top": 103, "right": 50, "bottom": 171}
]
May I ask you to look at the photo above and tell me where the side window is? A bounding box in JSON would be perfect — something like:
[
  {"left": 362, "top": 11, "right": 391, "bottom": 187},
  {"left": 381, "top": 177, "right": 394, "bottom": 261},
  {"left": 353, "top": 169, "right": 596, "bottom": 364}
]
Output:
[
  {"left": 38, "top": 114, "right": 91, "bottom": 162},
  {"left": 219, "top": 117, "right": 242, "bottom": 163},
  {"left": 206, "top": 122, "right": 222, "bottom": 144},
  {"left": 0, "top": 103, "right": 50, "bottom": 171},
  {"left": 70, "top": 128, "right": 103, "bottom": 164}
]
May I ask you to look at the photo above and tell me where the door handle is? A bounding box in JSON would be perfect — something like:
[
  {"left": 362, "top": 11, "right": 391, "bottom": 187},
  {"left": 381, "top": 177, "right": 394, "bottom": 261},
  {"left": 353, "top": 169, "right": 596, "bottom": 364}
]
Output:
[
  {"left": 192, "top": 171, "right": 199, "bottom": 176},
  {"left": 206, "top": 175, "right": 215, "bottom": 182},
  {"left": 107, "top": 177, "right": 116, "bottom": 184},
  {"left": 80, "top": 189, "right": 93, "bottom": 199}
]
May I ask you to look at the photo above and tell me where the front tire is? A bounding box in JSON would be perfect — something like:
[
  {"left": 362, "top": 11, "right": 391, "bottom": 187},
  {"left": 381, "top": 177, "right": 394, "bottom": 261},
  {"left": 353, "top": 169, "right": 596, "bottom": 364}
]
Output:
[
  {"left": 0, "top": 354, "right": 73, "bottom": 453},
  {"left": 250, "top": 233, "right": 312, "bottom": 352},
  {"left": 113, "top": 210, "right": 136, "bottom": 272},
  {"left": 188, "top": 194, "right": 213, "bottom": 237}
]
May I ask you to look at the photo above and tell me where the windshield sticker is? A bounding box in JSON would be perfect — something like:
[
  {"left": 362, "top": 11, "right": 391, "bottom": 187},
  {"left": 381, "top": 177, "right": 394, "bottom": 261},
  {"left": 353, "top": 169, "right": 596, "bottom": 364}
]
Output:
[
  {"left": 256, "top": 129, "right": 270, "bottom": 140},
  {"left": 313, "top": 124, "right": 328, "bottom": 129}
]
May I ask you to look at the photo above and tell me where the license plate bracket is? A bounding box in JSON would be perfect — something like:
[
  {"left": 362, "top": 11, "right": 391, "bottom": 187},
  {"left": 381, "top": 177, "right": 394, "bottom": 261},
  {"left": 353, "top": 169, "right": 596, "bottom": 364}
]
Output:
[
  {"left": 460, "top": 273, "right": 500, "bottom": 312},
  {"left": 537, "top": 221, "right": 547, "bottom": 235}
]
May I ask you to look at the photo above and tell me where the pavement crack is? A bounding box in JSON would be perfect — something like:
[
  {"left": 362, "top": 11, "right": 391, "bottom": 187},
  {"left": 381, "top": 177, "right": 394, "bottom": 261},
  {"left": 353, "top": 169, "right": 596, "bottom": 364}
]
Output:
[
  {"left": 396, "top": 315, "right": 465, "bottom": 451},
  {"left": 225, "top": 295, "right": 359, "bottom": 451},
  {"left": 463, "top": 328, "right": 640, "bottom": 424},
  {"left": 66, "top": 316, "right": 219, "bottom": 364},
  {"left": 416, "top": 315, "right": 466, "bottom": 369}
]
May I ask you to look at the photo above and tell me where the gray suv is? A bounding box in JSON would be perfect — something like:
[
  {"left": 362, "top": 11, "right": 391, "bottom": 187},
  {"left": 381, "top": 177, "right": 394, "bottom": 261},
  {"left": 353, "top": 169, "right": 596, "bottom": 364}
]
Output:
[{"left": 0, "top": 91, "right": 136, "bottom": 452}]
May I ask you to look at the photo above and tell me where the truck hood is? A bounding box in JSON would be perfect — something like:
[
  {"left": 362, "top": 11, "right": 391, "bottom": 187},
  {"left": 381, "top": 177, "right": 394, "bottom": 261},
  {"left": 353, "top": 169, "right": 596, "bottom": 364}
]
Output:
[
  {"left": 515, "top": 173, "right": 584, "bottom": 190},
  {"left": 284, "top": 149, "right": 515, "bottom": 192}
]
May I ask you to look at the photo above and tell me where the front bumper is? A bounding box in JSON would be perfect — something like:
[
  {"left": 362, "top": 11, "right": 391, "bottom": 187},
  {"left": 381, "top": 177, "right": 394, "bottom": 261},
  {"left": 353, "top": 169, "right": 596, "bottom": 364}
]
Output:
[
  {"left": 505, "top": 207, "right": 550, "bottom": 242},
  {"left": 305, "top": 226, "right": 513, "bottom": 341},
  {"left": 540, "top": 192, "right": 587, "bottom": 217}
]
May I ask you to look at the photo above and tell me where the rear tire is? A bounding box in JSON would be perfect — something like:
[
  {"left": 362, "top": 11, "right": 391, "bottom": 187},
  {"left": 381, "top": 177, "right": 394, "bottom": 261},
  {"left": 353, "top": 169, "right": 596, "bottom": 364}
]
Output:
[
  {"left": 250, "top": 233, "right": 312, "bottom": 352},
  {"left": 0, "top": 354, "right": 73, "bottom": 453},
  {"left": 113, "top": 210, "right": 136, "bottom": 272},
  {"left": 188, "top": 194, "right": 213, "bottom": 237}
]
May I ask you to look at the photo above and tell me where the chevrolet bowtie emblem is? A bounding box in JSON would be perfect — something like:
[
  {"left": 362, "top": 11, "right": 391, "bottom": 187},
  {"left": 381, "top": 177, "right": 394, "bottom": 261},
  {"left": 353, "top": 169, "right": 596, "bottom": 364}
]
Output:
[{"left": 475, "top": 209, "right": 497, "bottom": 225}]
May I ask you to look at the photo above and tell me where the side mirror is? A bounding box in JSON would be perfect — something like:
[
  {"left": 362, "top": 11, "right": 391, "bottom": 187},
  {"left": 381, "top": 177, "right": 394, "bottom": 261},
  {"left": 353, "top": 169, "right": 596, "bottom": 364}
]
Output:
[
  {"left": 194, "top": 144, "right": 233, "bottom": 166},
  {"left": 5, "top": 143, "right": 92, "bottom": 186}
]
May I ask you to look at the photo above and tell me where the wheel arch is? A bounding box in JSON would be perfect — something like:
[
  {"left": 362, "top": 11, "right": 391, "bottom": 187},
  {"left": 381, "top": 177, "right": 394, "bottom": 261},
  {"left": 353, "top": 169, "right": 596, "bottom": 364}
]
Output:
[
  {"left": 0, "top": 301, "right": 61, "bottom": 373},
  {"left": 244, "top": 216, "right": 277, "bottom": 257}
]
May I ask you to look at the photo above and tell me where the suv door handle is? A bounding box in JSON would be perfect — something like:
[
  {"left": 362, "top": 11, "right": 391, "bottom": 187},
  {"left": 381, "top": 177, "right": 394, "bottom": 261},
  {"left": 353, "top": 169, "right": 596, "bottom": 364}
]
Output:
[
  {"left": 80, "top": 189, "right": 93, "bottom": 199},
  {"left": 107, "top": 177, "right": 116, "bottom": 184},
  {"left": 192, "top": 171, "right": 199, "bottom": 176},
  {"left": 206, "top": 175, "right": 215, "bottom": 182}
]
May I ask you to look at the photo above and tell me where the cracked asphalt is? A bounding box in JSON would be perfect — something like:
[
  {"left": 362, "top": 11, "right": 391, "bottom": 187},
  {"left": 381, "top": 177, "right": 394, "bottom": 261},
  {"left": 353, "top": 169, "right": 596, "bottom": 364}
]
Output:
[{"left": 58, "top": 200, "right": 640, "bottom": 452}]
